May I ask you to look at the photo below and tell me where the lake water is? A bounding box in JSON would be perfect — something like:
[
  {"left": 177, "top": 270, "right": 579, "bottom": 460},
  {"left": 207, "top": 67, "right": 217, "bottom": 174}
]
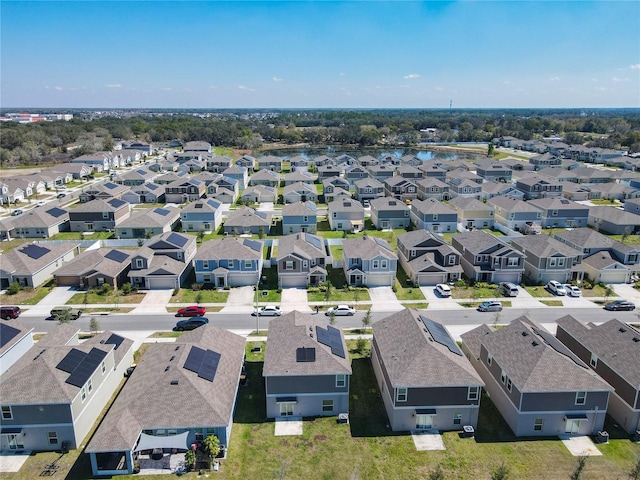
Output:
[{"left": 260, "top": 146, "right": 460, "bottom": 161}]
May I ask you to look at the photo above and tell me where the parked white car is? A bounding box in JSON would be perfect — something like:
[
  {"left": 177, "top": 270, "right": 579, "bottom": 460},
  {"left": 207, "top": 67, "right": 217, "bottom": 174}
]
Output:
[
  {"left": 563, "top": 284, "right": 582, "bottom": 297},
  {"left": 252, "top": 305, "right": 281, "bottom": 316},
  {"left": 546, "top": 280, "right": 567, "bottom": 296},
  {"left": 325, "top": 305, "right": 356, "bottom": 316},
  {"left": 435, "top": 283, "right": 452, "bottom": 297}
]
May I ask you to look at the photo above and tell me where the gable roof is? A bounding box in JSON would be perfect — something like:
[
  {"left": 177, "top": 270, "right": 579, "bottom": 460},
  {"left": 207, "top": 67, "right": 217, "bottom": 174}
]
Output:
[
  {"left": 0, "top": 319, "right": 34, "bottom": 357},
  {"left": 195, "top": 237, "right": 263, "bottom": 261},
  {"left": 0, "top": 242, "right": 79, "bottom": 276},
  {"left": 342, "top": 235, "right": 396, "bottom": 261},
  {"left": 282, "top": 201, "right": 317, "bottom": 217},
  {"left": 224, "top": 206, "right": 272, "bottom": 227},
  {"left": 263, "top": 311, "right": 352, "bottom": 376},
  {"left": 117, "top": 206, "right": 180, "bottom": 229},
  {"left": 510, "top": 235, "right": 582, "bottom": 258},
  {"left": 277, "top": 232, "right": 325, "bottom": 261},
  {"left": 397, "top": 230, "right": 447, "bottom": 250},
  {"left": 453, "top": 230, "right": 518, "bottom": 257},
  {"left": 53, "top": 248, "right": 134, "bottom": 278}
]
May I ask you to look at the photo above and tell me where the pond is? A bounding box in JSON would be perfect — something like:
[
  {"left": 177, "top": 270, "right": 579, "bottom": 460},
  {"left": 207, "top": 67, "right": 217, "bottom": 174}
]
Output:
[{"left": 259, "top": 145, "right": 462, "bottom": 161}]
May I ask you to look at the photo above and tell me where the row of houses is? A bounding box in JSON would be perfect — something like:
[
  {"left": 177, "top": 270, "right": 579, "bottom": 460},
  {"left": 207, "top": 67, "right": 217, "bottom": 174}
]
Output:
[{"left": 2, "top": 311, "right": 637, "bottom": 476}]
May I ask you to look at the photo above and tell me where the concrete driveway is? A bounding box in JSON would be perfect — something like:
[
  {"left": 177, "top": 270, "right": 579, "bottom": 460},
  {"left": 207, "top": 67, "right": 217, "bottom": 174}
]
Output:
[
  {"left": 369, "top": 287, "right": 403, "bottom": 312},
  {"left": 22, "top": 286, "right": 79, "bottom": 317},
  {"left": 131, "top": 289, "right": 173, "bottom": 314},
  {"left": 420, "top": 286, "right": 466, "bottom": 310},
  {"left": 221, "top": 286, "right": 255, "bottom": 314},
  {"left": 611, "top": 283, "right": 640, "bottom": 302},
  {"left": 280, "top": 288, "right": 312, "bottom": 313}
]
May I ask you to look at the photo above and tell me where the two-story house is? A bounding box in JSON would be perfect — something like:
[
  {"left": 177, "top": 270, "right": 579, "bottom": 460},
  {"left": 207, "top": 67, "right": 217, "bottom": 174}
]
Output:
[
  {"left": 235, "top": 154, "right": 256, "bottom": 170},
  {"left": 0, "top": 325, "right": 134, "bottom": 452},
  {"left": 282, "top": 201, "right": 318, "bottom": 234},
  {"left": 488, "top": 195, "right": 542, "bottom": 234},
  {"left": 588, "top": 206, "right": 640, "bottom": 235},
  {"left": 367, "top": 164, "right": 396, "bottom": 183},
  {"left": 221, "top": 165, "right": 249, "bottom": 190},
  {"left": 528, "top": 197, "right": 589, "bottom": 229},
  {"left": 263, "top": 312, "right": 351, "bottom": 418},
  {"left": 282, "top": 182, "right": 318, "bottom": 204},
  {"left": 452, "top": 230, "right": 524, "bottom": 284},
  {"left": 181, "top": 199, "right": 223, "bottom": 233},
  {"left": 397, "top": 230, "right": 463, "bottom": 285},
  {"left": 354, "top": 178, "right": 385, "bottom": 203},
  {"left": 327, "top": 199, "right": 365, "bottom": 233},
  {"left": 461, "top": 317, "right": 612, "bottom": 437},
  {"left": 369, "top": 197, "right": 410, "bottom": 230},
  {"left": 342, "top": 236, "right": 397, "bottom": 287},
  {"left": 128, "top": 232, "right": 196, "bottom": 289},
  {"left": 257, "top": 155, "right": 282, "bottom": 171},
  {"left": 164, "top": 178, "right": 206, "bottom": 203},
  {"left": 372, "top": 309, "right": 484, "bottom": 431},
  {"left": 515, "top": 175, "right": 563, "bottom": 200},
  {"left": 322, "top": 177, "right": 351, "bottom": 203},
  {"left": 510, "top": 235, "right": 584, "bottom": 284},
  {"left": 277, "top": 233, "right": 327, "bottom": 288},
  {"left": 449, "top": 196, "right": 495, "bottom": 230},
  {"left": 0, "top": 319, "right": 34, "bottom": 376},
  {"left": 344, "top": 164, "right": 369, "bottom": 186},
  {"left": 194, "top": 237, "right": 263, "bottom": 287},
  {"left": 223, "top": 207, "right": 272, "bottom": 236},
  {"left": 283, "top": 170, "right": 315, "bottom": 186},
  {"left": 249, "top": 169, "right": 281, "bottom": 187},
  {"left": 115, "top": 206, "right": 180, "bottom": 239},
  {"left": 68, "top": 198, "right": 130, "bottom": 232},
  {"left": 206, "top": 155, "right": 233, "bottom": 173},
  {"left": 555, "top": 317, "right": 640, "bottom": 434},
  {"left": 474, "top": 159, "right": 513, "bottom": 182},
  {"left": 410, "top": 198, "right": 458, "bottom": 233},
  {"left": 416, "top": 178, "right": 451, "bottom": 201},
  {"left": 384, "top": 176, "right": 418, "bottom": 203}
]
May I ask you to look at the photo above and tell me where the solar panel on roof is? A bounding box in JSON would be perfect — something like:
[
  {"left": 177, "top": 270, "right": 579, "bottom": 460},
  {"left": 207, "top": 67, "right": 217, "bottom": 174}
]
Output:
[
  {"left": 45, "top": 207, "right": 67, "bottom": 218},
  {"left": 103, "top": 333, "right": 125, "bottom": 350},
  {"left": 316, "top": 326, "right": 331, "bottom": 348},
  {"left": 104, "top": 182, "right": 118, "bottom": 190},
  {"left": 0, "top": 323, "right": 20, "bottom": 349},
  {"left": 56, "top": 348, "right": 87, "bottom": 373},
  {"left": 137, "top": 169, "right": 147, "bottom": 175},
  {"left": 153, "top": 208, "right": 170, "bottom": 216},
  {"left": 327, "top": 326, "right": 346, "bottom": 358},
  {"left": 296, "top": 347, "right": 316, "bottom": 362},
  {"left": 306, "top": 234, "right": 322, "bottom": 250},
  {"left": 198, "top": 350, "right": 221, "bottom": 382},
  {"left": 108, "top": 198, "right": 127, "bottom": 208},
  {"left": 20, "top": 244, "right": 51, "bottom": 260},
  {"left": 194, "top": 204, "right": 203, "bottom": 209},
  {"left": 166, "top": 232, "right": 188, "bottom": 247},
  {"left": 65, "top": 348, "right": 107, "bottom": 387},
  {"left": 104, "top": 249, "right": 129, "bottom": 263},
  {"left": 420, "top": 316, "right": 462, "bottom": 356},
  {"left": 183, "top": 346, "right": 206, "bottom": 373},
  {"left": 147, "top": 183, "right": 159, "bottom": 190}
]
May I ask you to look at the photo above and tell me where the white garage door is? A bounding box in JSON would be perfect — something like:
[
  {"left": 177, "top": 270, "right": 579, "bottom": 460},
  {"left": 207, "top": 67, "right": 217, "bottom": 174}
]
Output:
[
  {"left": 280, "top": 275, "right": 306, "bottom": 288},
  {"left": 416, "top": 273, "right": 447, "bottom": 286},
  {"left": 598, "top": 271, "right": 628, "bottom": 284},
  {"left": 148, "top": 277, "right": 177, "bottom": 289}
]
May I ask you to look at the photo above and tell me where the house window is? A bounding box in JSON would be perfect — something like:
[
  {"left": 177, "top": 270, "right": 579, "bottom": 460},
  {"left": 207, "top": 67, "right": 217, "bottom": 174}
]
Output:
[
  {"left": 303, "top": 216, "right": 308, "bottom": 222},
  {"left": 332, "top": 212, "right": 337, "bottom": 218},
  {"left": 102, "top": 211, "right": 109, "bottom": 219},
  {"left": 1, "top": 406, "right": 12, "bottom": 419},
  {"left": 177, "top": 252, "right": 183, "bottom": 260},
  {"left": 467, "top": 386, "right": 479, "bottom": 401},
  {"left": 322, "top": 400, "right": 334, "bottom": 412},
  {"left": 558, "top": 258, "right": 565, "bottom": 267},
  {"left": 507, "top": 257, "right": 519, "bottom": 266},
  {"left": 590, "top": 354, "right": 598, "bottom": 368},
  {"left": 372, "top": 260, "right": 379, "bottom": 269},
  {"left": 432, "top": 214, "right": 438, "bottom": 221},
  {"left": 87, "top": 223, "right": 94, "bottom": 231},
  {"left": 227, "top": 259, "right": 234, "bottom": 267},
  {"left": 337, "top": 223, "right": 343, "bottom": 229},
  {"left": 453, "top": 413, "right": 463, "bottom": 425},
  {"left": 81, "top": 387, "right": 86, "bottom": 402},
  {"left": 336, "top": 374, "right": 346, "bottom": 388},
  {"left": 302, "top": 260, "right": 308, "bottom": 268},
  {"left": 575, "top": 391, "right": 586, "bottom": 405},
  {"left": 244, "top": 260, "right": 252, "bottom": 269},
  {"left": 88, "top": 379, "right": 93, "bottom": 393},
  {"left": 48, "top": 431, "right": 59, "bottom": 445},
  {"left": 203, "top": 261, "right": 209, "bottom": 269},
  {"left": 501, "top": 370, "right": 506, "bottom": 384},
  {"left": 136, "top": 259, "right": 144, "bottom": 269},
  {"left": 549, "top": 258, "right": 557, "bottom": 267},
  {"left": 552, "top": 209, "right": 558, "bottom": 216},
  {"left": 507, "top": 378, "right": 512, "bottom": 392},
  {"left": 396, "top": 387, "right": 408, "bottom": 402},
  {"left": 487, "top": 354, "right": 493, "bottom": 366},
  {"left": 534, "top": 418, "right": 544, "bottom": 431},
  {"left": 381, "top": 260, "right": 388, "bottom": 269},
  {"left": 410, "top": 249, "right": 416, "bottom": 257},
  {"left": 285, "top": 261, "right": 294, "bottom": 270},
  {"left": 101, "top": 361, "right": 106, "bottom": 374},
  {"left": 449, "top": 256, "right": 456, "bottom": 265}
]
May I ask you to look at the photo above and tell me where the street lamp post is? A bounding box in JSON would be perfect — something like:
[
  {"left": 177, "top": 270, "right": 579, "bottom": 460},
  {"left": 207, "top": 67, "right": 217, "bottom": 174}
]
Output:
[{"left": 254, "top": 280, "right": 259, "bottom": 333}]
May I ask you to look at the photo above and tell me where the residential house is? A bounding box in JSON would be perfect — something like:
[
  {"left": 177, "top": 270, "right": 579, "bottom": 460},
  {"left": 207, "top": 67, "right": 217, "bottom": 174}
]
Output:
[
  {"left": 480, "top": 181, "right": 524, "bottom": 201},
  {"left": 154, "top": 171, "right": 187, "bottom": 185},
  {"left": 529, "top": 153, "right": 562, "bottom": 168},
  {"left": 515, "top": 175, "right": 563, "bottom": 200},
  {"left": 560, "top": 182, "right": 594, "bottom": 201},
  {"left": 335, "top": 154, "right": 356, "bottom": 166},
  {"left": 241, "top": 185, "right": 278, "bottom": 204},
  {"left": 461, "top": 317, "right": 612, "bottom": 437},
  {"left": 418, "top": 163, "right": 447, "bottom": 180},
  {"left": 313, "top": 155, "right": 334, "bottom": 167},
  {"left": 183, "top": 140, "right": 212, "bottom": 153},
  {"left": 322, "top": 177, "right": 351, "bottom": 202},
  {"left": 2, "top": 178, "right": 31, "bottom": 202},
  {"left": 396, "top": 164, "right": 423, "bottom": 180},
  {"left": 571, "top": 167, "right": 614, "bottom": 185},
  {"left": 384, "top": 176, "right": 418, "bottom": 203},
  {"left": 256, "top": 155, "right": 282, "bottom": 172},
  {"left": 283, "top": 171, "right": 315, "bottom": 186},
  {"left": 2, "top": 206, "right": 70, "bottom": 239},
  {"left": 221, "top": 165, "right": 249, "bottom": 190},
  {"left": 163, "top": 179, "right": 206, "bottom": 203},
  {"left": 555, "top": 317, "right": 640, "bottom": 434},
  {"left": 263, "top": 312, "right": 351, "bottom": 418},
  {"left": 68, "top": 198, "right": 130, "bottom": 232},
  {"left": 624, "top": 198, "right": 640, "bottom": 216},
  {"left": 223, "top": 207, "right": 272, "bottom": 236},
  {"left": 344, "top": 164, "right": 369, "bottom": 186},
  {"left": 449, "top": 196, "right": 495, "bottom": 230},
  {"left": 501, "top": 157, "right": 534, "bottom": 172},
  {"left": 50, "top": 163, "right": 94, "bottom": 180},
  {"left": 367, "top": 164, "right": 396, "bottom": 183},
  {"left": 0, "top": 319, "right": 34, "bottom": 376},
  {"left": 588, "top": 206, "right": 640, "bottom": 235},
  {"left": 327, "top": 198, "right": 365, "bottom": 232},
  {"left": 528, "top": 197, "right": 589, "bottom": 229},
  {"left": 282, "top": 201, "right": 318, "bottom": 234},
  {"left": 410, "top": 198, "right": 458, "bottom": 233},
  {"left": 588, "top": 182, "right": 639, "bottom": 201},
  {"left": 277, "top": 233, "right": 327, "bottom": 287},
  {"left": 342, "top": 236, "right": 397, "bottom": 287},
  {"left": 369, "top": 197, "right": 410, "bottom": 230},
  {"left": 474, "top": 159, "right": 513, "bottom": 182},
  {"left": 249, "top": 169, "right": 280, "bottom": 188},
  {"left": 282, "top": 182, "right": 318, "bottom": 204},
  {"left": 400, "top": 154, "right": 423, "bottom": 167},
  {"left": 71, "top": 152, "right": 114, "bottom": 172},
  {"left": 371, "top": 309, "right": 484, "bottom": 431},
  {"left": 180, "top": 199, "right": 223, "bottom": 233},
  {"left": 290, "top": 156, "right": 310, "bottom": 172},
  {"left": 446, "top": 169, "right": 483, "bottom": 186},
  {"left": 112, "top": 168, "right": 157, "bottom": 186},
  {"left": 121, "top": 182, "right": 164, "bottom": 204},
  {"left": 397, "top": 230, "right": 463, "bottom": 285},
  {"left": 537, "top": 167, "right": 577, "bottom": 184},
  {"left": 416, "top": 178, "right": 451, "bottom": 201},
  {"left": 122, "top": 140, "right": 152, "bottom": 154},
  {"left": 176, "top": 159, "right": 205, "bottom": 173},
  {"left": 175, "top": 151, "right": 203, "bottom": 164},
  {"left": 206, "top": 155, "right": 233, "bottom": 173},
  {"left": 115, "top": 206, "right": 180, "bottom": 239},
  {"left": 452, "top": 231, "right": 524, "bottom": 284},
  {"left": 235, "top": 154, "right": 255, "bottom": 170},
  {"left": 53, "top": 248, "right": 133, "bottom": 289},
  {"left": 510, "top": 235, "right": 584, "bottom": 284},
  {"left": 317, "top": 165, "right": 343, "bottom": 181},
  {"left": 79, "top": 182, "right": 129, "bottom": 203},
  {"left": 85, "top": 325, "right": 244, "bottom": 476},
  {"left": 194, "top": 237, "right": 263, "bottom": 287},
  {"left": 448, "top": 179, "right": 483, "bottom": 199},
  {"left": 128, "top": 232, "right": 197, "bottom": 290},
  {"left": 354, "top": 178, "right": 385, "bottom": 203},
  {"left": 206, "top": 175, "right": 239, "bottom": 204},
  {"left": 0, "top": 325, "right": 134, "bottom": 452},
  {"left": 488, "top": 195, "right": 542, "bottom": 233},
  {"left": 357, "top": 155, "right": 378, "bottom": 166}
]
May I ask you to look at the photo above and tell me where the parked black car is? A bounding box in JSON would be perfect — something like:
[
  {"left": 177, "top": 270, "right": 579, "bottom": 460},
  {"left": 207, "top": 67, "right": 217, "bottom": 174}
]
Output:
[
  {"left": 175, "top": 317, "right": 209, "bottom": 331},
  {"left": 603, "top": 300, "right": 636, "bottom": 311}
]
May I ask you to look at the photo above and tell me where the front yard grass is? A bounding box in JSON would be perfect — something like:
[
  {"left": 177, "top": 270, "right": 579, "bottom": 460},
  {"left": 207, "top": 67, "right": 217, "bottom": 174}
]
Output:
[
  {"left": 540, "top": 300, "right": 564, "bottom": 307},
  {"left": 451, "top": 283, "right": 501, "bottom": 299},
  {"left": 394, "top": 265, "right": 425, "bottom": 301},
  {"left": 67, "top": 291, "right": 146, "bottom": 305},
  {"left": 2, "top": 280, "right": 55, "bottom": 305},
  {"left": 169, "top": 288, "right": 229, "bottom": 304},
  {"left": 523, "top": 285, "right": 555, "bottom": 297},
  {"left": 50, "top": 231, "right": 114, "bottom": 240}
]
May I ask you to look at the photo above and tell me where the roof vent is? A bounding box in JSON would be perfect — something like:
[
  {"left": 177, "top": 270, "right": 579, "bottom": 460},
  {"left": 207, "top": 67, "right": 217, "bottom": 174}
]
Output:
[
  {"left": 170, "top": 355, "right": 175, "bottom": 362},
  {"left": 633, "top": 337, "right": 640, "bottom": 343},
  {"left": 531, "top": 341, "right": 539, "bottom": 347},
  {"left": 175, "top": 345, "right": 180, "bottom": 351},
  {"left": 619, "top": 327, "right": 627, "bottom": 333},
  {"left": 170, "top": 380, "right": 179, "bottom": 385},
  {"left": 522, "top": 332, "right": 529, "bottom": 337},
  {"left": 165, "top": 366, "right": 170, "bottom": 372}
]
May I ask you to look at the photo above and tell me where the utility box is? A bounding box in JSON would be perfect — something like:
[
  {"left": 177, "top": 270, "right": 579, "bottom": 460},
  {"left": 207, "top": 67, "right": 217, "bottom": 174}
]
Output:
[{"left": 596, "top": 431, "right": 609, "bottom": 444}]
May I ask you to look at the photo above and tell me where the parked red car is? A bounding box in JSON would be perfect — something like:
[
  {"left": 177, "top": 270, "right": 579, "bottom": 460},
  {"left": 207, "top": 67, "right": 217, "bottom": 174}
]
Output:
[{"left": 176, "top": 305, "right": 206, "bottom": 317}]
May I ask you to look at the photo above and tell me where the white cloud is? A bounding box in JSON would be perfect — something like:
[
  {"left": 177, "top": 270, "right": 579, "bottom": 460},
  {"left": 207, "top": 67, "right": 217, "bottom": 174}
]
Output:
[
  {"left": 272, "top": 77, "right": 284, "bottom": 82},
  {"left": 106, "top": 84, "right": 122, "bottom": 88},
  {"left": 238, "top": 85, "right": 256, "bottom": 92},
  {"left": 549, "top": 76, "right": 560, "bottom": 82},
  {"left": 630, "top": 64, "right": 640, "bottom": 70},
  {"left": 339, "top": 72, "right": 345, "bottom": 76},
  {"left": 403, "top": 73, "right": 420, "bottom": 79},
  {"left": 209, "top": 85, "right": 217, "bottom": 89},
  {"left": 161, "top": 87, "right": 173, "bottom": 91},
  {"left": 612, "top": 77, "right": 629, "bottom": 82},
  {"left": 435, "top": 86, "right": 443, "bottom": 91},
  {"left": 503, "top": 80, "right": 511, "bottom": 85},
  {"left": 54, "top": 86, "right": 63, "bottom": 91}
]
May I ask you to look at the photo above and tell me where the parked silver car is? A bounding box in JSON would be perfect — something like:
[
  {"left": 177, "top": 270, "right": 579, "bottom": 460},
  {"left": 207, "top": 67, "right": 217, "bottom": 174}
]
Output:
[{"left": 477, "top": 301, "right": 503, "bottom": 312}]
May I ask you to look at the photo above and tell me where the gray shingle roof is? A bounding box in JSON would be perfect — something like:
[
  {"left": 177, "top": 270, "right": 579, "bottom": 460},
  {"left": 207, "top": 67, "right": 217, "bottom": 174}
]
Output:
[
  {"left": 263, "top": 311, "right": 352, "bottom": 376},
  {"left": 342, "top": 235, "right": 396, "bottom": 261},
  {"left": 0, "top": 319, "right": 33, "bottom": 356},
  {"left": 453, "top": 231, "right": 517, "bottom": 257},
  {"left": 373, "top": 309, "right": 483, "bottom": 387},
  {"left": 224, "top": 206, "right": 272, "bottom": 227},
  {"left": 282, "top": 201, "right": 317, "bottom": 216},
  {"left": 85, "top": 325, "right": 245, "bottom": 452},
  {"left": 195, "top": 237, "right": 263, "bottom": 261},
  {"left": 53, "top": 247, "right": 134, "bottom": 278},
  {"left": 510, "top": 235, "right": 582, "bottom": 258},
  {"left": 117, "top": 206, "right": 179, "bottom": 229},
  {"left": 554, "top": 228, "right": 636, "bottom": 254},
  {"left": 277, "top": 233, "right": 325, "bottom": 261},
  {"left": 412, "top": 198, "right": 456, "bottom": 215},
  {"left": 0, "top": 242, "right": 79, "bottom": 276}
]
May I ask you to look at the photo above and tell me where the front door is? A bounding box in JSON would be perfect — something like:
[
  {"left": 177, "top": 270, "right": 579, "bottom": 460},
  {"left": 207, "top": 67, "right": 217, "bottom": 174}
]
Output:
[
  {"left": 279, "top": 403, "right": 295, "bottom": 416},
  {"left": 217, "top": 277, "right": 225, "bottom": 287},
  {"left": 565, "top": 419, "right": 581, "bottom": 434},
  {"left": 7, "top": 434, "right": 24, "bottom": 450},
  {"left": 416, "top": 415, "right": 433, "bottom": 430}
]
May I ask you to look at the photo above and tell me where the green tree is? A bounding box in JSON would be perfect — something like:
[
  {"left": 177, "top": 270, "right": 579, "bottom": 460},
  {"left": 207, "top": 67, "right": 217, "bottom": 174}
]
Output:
[
  {"left": 184, "top": 449, "right": 196, "bottom": 471},
  {"left": 323, "top": 281, "right": 333, "bottom": 305},
  {"left": 329, "top": 310, "right": 336, "bottom": 326},
  {"left": 57, "top": 309, "right": 71, "bottom": 324},
  {"left": 6, "top": 282, "right": 21, "bottom": 295},
  {"left": 203, "top": 434, "right": 221, "bottom": 469},
  {"left": 362, "top": 307, "right": 372, "bottom": 330},
  {"left": 89, "top": 317, "right": 100, "bottom": 334},
  {"left": 195, "top": 291, "right": 203, "bottom": 306},
  {"left": 487, "top": 142, "right": 495, "bottom": 156},
  {"left": 197, "top": 228, "right": 205, "bottom": 244},
  {"left": 491, "top": 462, "right": 510, "bottom": 480}
]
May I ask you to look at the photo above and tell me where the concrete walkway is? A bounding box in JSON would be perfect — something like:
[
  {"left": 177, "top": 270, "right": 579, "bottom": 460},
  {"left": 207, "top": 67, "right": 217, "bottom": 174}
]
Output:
[
  {"left": 280, "top": 288, "right": 312, "bottom": 313},
  {"left": 131, "top": 289, "right": 173, "bottom": 314},
  {"left": 369, "top": 287, "right": 404, "bottom": 312},
  {"left": 220, "top": 286, "right": 255, "bottom": 314},
  {"left": 23, "top": 286, "right": 79, "bottom": 317},
  {"left": 611, "top": 283, "right": 640, "bottom": 302}
]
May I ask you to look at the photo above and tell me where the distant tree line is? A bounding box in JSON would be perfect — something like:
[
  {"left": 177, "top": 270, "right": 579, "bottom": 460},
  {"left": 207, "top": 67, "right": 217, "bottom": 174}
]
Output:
[{"left": 1, "top": 109, "right": 639, "bottom": 166}]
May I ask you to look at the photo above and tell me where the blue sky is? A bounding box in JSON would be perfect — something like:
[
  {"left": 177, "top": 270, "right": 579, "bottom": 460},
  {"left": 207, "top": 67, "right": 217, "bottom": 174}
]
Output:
[{"left": 2, "top": 1, "right": 639, "bottom": 108}]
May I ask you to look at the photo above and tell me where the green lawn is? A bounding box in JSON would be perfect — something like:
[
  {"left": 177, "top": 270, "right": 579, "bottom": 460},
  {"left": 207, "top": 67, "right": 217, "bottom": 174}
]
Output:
[
  {"left": 51, "top": 231, "right": 114, "bottom": 240},
  {"left": 451, "top": 283, "right": 501, "bottom": 299},
  {"left": 330, "top": 244, "right": 343, "bottom": 261},
  {"left": 66, "top": 291, "right": 146, "bottom": 305},
  {"left": 523, "top": 285, "right": 555, "bottom": 298},
  {"left": 539, "top": 300, "right": 564, "bottom": 307},
  {"left": 394, "top": 265, "right": 425, "bottom": 301},
  {"left": 169, "top": 289, "right": 230, "bottom": 304},
  {"left": 2, "top": 281, "right": 55, "bottom": 305}
]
